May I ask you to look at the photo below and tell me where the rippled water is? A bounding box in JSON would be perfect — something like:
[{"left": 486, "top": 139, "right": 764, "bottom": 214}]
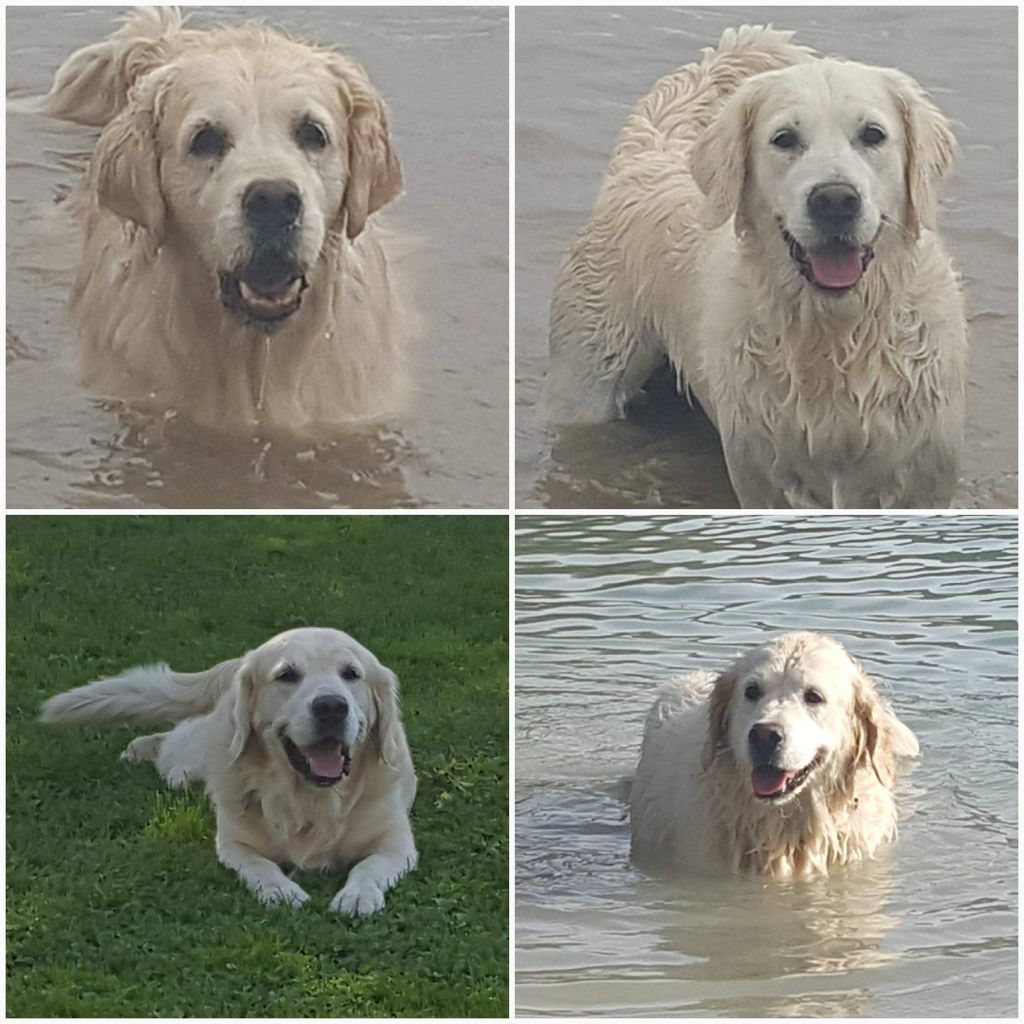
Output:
[
  {"left": 516, "top": 6, "right": 1018, "bottom": 508},
  {"left": 7, "top": 6, "right": 508, "bottom": 508},
  {"left": 515, "top": 515, "right": 1018, "bottom": 1016}
]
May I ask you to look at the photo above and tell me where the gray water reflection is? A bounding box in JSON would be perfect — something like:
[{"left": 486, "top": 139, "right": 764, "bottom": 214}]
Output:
[
  {"left": 7, "top": 6, "right": 508, "bottom": 509},
  {"left": 516, "top": 6, "right": 1018, "bottom": 508},
  {"left": 515, "top": 515, "right": 1018, "bottom": 1016}
]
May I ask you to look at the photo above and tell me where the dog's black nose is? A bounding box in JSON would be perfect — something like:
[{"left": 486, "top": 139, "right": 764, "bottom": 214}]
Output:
[
  {"left": 243, "top": 180, "right": 302, "bottom": 233},
  {"left": 312, "top": 695, "right": 349, "bottom": 724},
  {"left": 749, "top": 723, "right": 784, "bottom": 760},
  {"left": 807, "top": 182, "right": 862, "bottom": 229}
]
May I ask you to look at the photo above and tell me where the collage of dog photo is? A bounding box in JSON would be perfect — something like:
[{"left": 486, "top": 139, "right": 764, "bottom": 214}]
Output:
[{"left": 4, "top": 3, "right": 1019, "bottom": 1021}]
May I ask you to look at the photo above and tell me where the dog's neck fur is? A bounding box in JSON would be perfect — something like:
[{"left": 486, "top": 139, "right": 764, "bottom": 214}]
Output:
[
  {"left": 232, "top": 738, "right": 373, "bottom": 868},
  {"left": 72, "top": 206, "right": 405, "bottom": 430},
  {"left": 703, "top": 753, "right": 897, "bottom": 878},
  {"left": 732, "top": 232, "right": 952, "bottom": 422}
]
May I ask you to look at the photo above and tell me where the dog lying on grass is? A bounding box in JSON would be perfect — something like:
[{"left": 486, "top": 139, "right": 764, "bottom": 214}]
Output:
[{"left": 42, "top": 627, "right": 417, "bottom": 915}]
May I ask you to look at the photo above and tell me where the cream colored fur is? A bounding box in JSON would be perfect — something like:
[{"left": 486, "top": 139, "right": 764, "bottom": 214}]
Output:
[
  {"left": 45, "top": 8, "right": 405, "bottom": 429},
  {"left": 547, "top": 26, "right": 967, "bottom": 509},
  {"left": 42, "top": 627, "right": 417, "bottom": 915},
  {"left": 629, "top": 632, "right": 919, "bottom": 879}
]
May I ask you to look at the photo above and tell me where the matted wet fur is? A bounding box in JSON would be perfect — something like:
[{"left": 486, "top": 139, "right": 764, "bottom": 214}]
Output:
[
  {"left": 629, "top": 632, "right": 919, "bottom": 878},
  {"left": 546, "top": 25, "right": 967, "bottom": 509},
  {"left": 41, "top": 627, "right": 417, "bottom": 915},
  {"left": 45, "top": 7, "right": 405, "bottom": 429}
]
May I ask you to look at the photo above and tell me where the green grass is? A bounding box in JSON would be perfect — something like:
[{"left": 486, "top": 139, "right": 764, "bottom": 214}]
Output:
[{"left": 6, "top": 515, "right": 508, "bottom": 1017}]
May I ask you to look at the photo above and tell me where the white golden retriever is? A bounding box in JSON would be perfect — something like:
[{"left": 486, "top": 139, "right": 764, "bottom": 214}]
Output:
[
  {"left": 41, "top": 627, "right": 417, "bottom": 915},
  {"left": 630, "top": 632, "right": 919, "bottom": 878},
  {"left": 45, "top": 8, "right": 404, "bottom": 428},
  {"left": 546, "top": 26, "right": 967, "bottom": 509}
]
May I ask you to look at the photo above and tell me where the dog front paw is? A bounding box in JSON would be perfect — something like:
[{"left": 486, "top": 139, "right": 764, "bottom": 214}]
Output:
[
  {"left": 330, "top": 880, "right": 385, "bottom": 916},
  {"left": 256, "top": 879, "right": 310, "bottom": 908}
]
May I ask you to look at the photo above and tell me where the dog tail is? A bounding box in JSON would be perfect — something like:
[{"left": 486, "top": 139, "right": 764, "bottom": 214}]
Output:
[
  {"left": 40, "top": 656, "right": 240, "bottom": 726},
  {"left": 45, "top": 7, "right": 186, "bottom": 126},
  {"left": 611, "top": 25, "right": 817, "bottom": 171}
]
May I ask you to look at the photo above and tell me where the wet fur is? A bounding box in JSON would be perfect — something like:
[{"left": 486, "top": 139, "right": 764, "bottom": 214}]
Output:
[
  {"left": 630, "top": 632, "right": 919, "bottom": 878},
  {"left": 546, "top": 25, "right": 967, "bottom": 508},
  {"left": 45, "top": 7, "right": 404, "bottom": 429}
]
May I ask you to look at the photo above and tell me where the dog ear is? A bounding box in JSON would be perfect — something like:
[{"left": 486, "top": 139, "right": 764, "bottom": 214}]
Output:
[
  {"left": 701, "top": 671, "right": 736, "bottom": 770},
  {"left": 227, "top": 657, "right": 257, "bottom": 764},
  {"left": 370, "top": 666, "right": 403, "bottom": 770},
  {"left": 328, "top": 55, "right": 402, "bottom": 240},
  {"left": 691, "top": 84, "right": 757, "bottom": 232},
  {"left": 884, "top": 68, "right": 957, "bottom": 238},
  {"left": 45, "top": 7, "right": 181, "bottom": 126},
  {"left": 851, "top": 668, "right": 902, "bottom": 789},
  {"left": 90, "top": 80, "right": 167, "bottom": 235}
]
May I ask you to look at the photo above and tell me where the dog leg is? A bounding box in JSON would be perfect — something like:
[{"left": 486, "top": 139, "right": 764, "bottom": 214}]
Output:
[
  {"left": 329, "top": 823, "right": 418, "bottom": 917},
  {"left": 545, "top": 232, "right": 663, "bottom": 424},
  {"left": 216, "top": 837, "right": 310, "bottom": 908},
  {"left": 120, "top": 731, "right": 167, "bottom": 764},
  {"left": 121, "top": 730, "right": 194, "bottom": 788}
]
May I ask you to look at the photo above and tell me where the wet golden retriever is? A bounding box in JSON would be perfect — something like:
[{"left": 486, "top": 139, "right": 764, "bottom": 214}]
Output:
[
  {"left": 45, "top": 8, "right": 404, "bottom": 428},
  {"left": 547, "top": 26, "right": 967, "bottom": 509},
  {"left": 42, "top": 627, "right": 417, "bottom": 914},
  {"left": 630, "top": 632, "right": 919, "bottom": 878}
]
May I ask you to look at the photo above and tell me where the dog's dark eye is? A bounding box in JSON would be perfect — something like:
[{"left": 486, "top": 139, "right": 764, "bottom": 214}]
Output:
[
  {"left": 189, "top": 125, "right": 230, "bottom": 158},
  {"left": 295, "top": 119, "right": 329, "bottom": 151},
  {"left": 340, "top": 664, "right": 361, "bottom": 682},
  {"left": 770, "top": 128, "right": 800, "bottom": 150},
  {"left": 275, "top": 666, "right": 301, "bottom": 684},
  {"left": 859, "top": 124, "right": 887, "bottom": 147},
  {"left": 744, "top": 683, "right": 762, "bottom": 701},
  {"left": 805, "top": 689, "right": 825, "bottom": 705}
]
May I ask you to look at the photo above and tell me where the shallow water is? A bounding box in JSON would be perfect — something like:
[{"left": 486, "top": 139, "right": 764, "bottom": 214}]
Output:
[
  {"left": 515, "top": 515, "right": 1018, "bottom": 1016},
  {"left": 7, "top": 6, "right": 508, "bottom": 509},
  {"left": 516, "top": 6, "right": 1018, "bottom": 509}
]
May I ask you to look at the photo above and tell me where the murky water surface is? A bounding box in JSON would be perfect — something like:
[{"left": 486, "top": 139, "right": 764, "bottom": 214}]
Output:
[
  {"left": 7, "top": 6, "right": 508, "bottom": 508},
  {"left": 515, "top": 515, "right": 1018, "bottom": 1016},
  {"left": 516, "top": 6, "right": 1017, "bottom": 508}
]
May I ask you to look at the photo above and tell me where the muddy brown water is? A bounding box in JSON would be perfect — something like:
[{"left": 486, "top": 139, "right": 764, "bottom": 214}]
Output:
[
  {"left": 516, "top": 6, "right": 1017, "bottom": 509},
  {"left": 7, "top": 6, "right": 509, "bottom": 509}
]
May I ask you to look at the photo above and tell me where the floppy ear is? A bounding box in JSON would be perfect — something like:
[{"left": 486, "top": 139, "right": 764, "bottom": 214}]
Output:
[
  {"left": 370, "top": 666, "right": 403, "bottom": 770},
  {"left": 328, "top": 55, "right": 402, "bottom": 240},
  {"left": 227, "top": 658, "right": 257, "bottom": 764},
  {"left": 89, "top": 85, "right": 166, "bottom": 235},
  {"left": 690, "top": 85, "right": 756, "bottom": 231},
  {"left": 45, "top": 7, "right": 181, "bottom": 126},
  {"left": 884, "top": 68, "right": 957, "bottom": 238},
  {"left": 850, "top": 668, "right": 910, "bottom": 789},
  {"left": 701, "top": 671, "right": 736, "bottom": 769}
]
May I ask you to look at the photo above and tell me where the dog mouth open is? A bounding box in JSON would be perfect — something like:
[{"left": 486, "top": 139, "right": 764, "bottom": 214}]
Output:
[
  {"left": 782, "top": 230, "right": 874, "bottom": 293},
  {"left": 281, "top": 732, "right": 350, "bottom": 787},
  {"left": 751, "top": 752, "right": 823, "bottom": 801},
  {"left": 220, "top": 252, "right": 307, "bottom": 326}
]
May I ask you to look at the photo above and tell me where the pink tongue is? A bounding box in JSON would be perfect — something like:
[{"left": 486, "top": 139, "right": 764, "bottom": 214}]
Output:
[
  {"left": 809, "top": 247, "right": 863, "bottom": 289},
  {"left": 303, "top": 742, "right": 345, "bottom": 779},
  {"left": 752, "top": 766, "right": 793, "bottom": 797}
]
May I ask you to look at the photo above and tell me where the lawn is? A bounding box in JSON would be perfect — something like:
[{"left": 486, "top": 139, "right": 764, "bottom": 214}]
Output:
[{"left": 6, "top": 515, "right": 509, "bottom": 1017}]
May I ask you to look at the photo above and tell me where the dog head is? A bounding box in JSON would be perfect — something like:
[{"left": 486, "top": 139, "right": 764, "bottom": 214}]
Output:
[
  {"left": 227, "top": 626, "right": 404, "bottom": 787},
  {"left": 47, "top": 11, "right": 401, "bottom": 330},
  {"left": 691, "top": 58, "right": 955, "bottom": 299},
  {"left": 702, "top": 632, "right": 918, "bottom": 806}
]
